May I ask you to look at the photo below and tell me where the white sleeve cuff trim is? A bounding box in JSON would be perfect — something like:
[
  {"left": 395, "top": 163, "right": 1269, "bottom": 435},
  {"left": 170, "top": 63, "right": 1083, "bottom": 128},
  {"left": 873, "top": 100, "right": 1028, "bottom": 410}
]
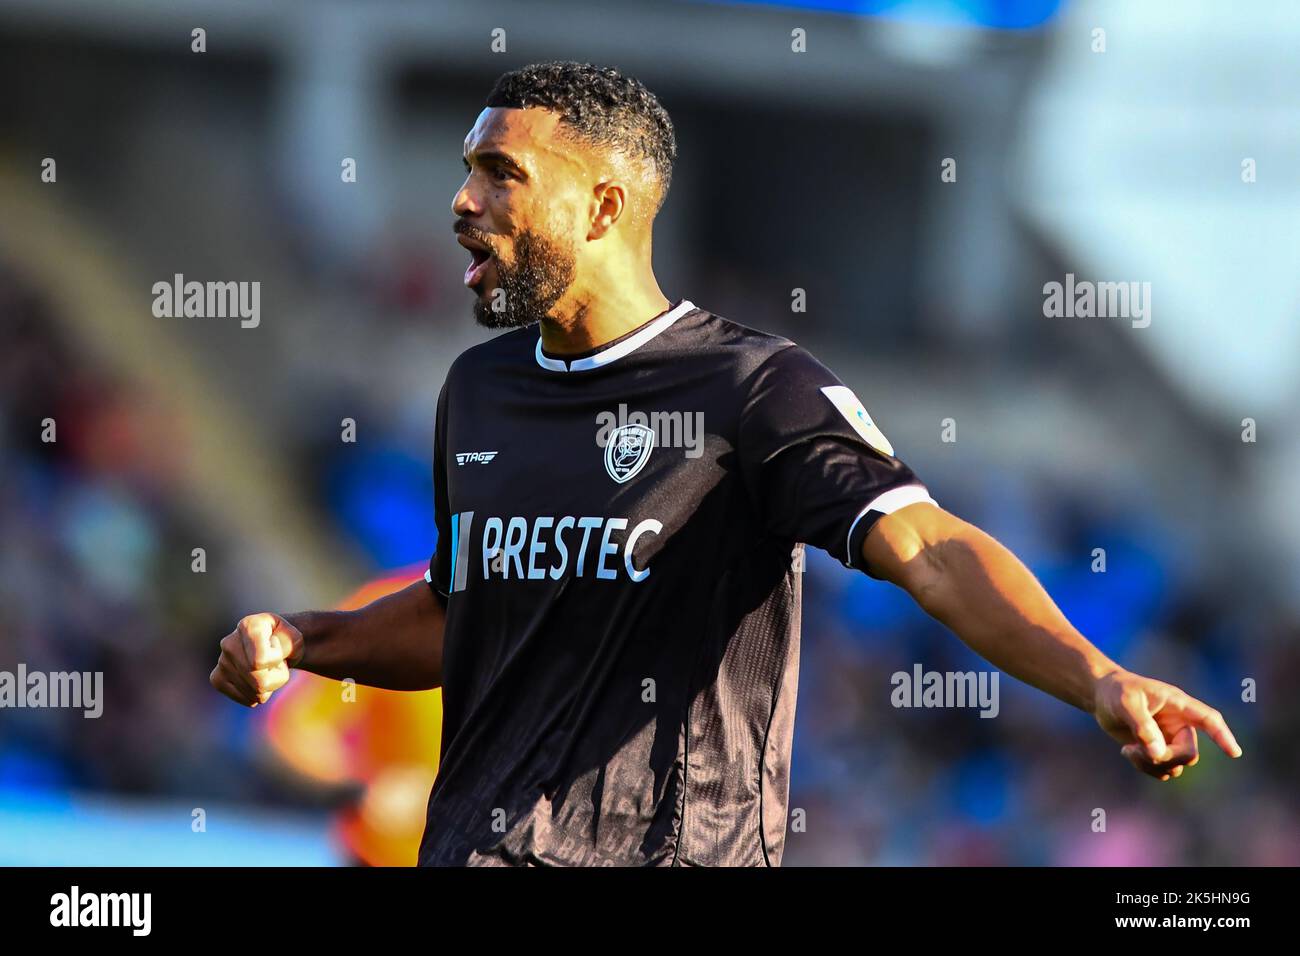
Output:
[{"left": 844, "top": 484, "right": 937, "bottom": 566}]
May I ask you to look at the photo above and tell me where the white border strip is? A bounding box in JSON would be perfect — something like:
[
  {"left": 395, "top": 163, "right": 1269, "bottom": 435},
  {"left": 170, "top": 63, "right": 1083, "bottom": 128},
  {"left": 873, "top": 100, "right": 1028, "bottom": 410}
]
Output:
[
  {"left": 844, "top": 484, "right": 937, "bottom": 565},
  {"left": 535, "top": 299, "right": 696, "bottom": 372}
]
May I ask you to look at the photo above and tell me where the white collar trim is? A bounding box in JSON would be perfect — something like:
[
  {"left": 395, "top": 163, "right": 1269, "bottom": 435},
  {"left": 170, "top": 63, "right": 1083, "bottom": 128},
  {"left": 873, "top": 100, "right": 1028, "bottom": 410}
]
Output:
[{"left": 534, "top": 300, "right": 695, "bottom": 372}]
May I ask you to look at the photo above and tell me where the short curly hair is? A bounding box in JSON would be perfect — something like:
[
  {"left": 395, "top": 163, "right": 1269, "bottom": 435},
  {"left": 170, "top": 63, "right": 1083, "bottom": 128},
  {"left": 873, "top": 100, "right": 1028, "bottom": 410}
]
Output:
[{"left": 486, "top": 61, "right": 677, "bottom": 217}]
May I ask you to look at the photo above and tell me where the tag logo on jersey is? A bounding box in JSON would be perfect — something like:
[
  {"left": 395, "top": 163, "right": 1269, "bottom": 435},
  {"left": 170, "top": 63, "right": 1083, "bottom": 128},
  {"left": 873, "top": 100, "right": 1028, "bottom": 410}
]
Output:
[
  {"left": 456, "top": 451, "right": 498, "bottom": 466},
  {"left": 819, "top": 386, "right": 894, "bottom": 457},
  {"left": 604, "top": 425, "right": 655, "bottom": 483}
]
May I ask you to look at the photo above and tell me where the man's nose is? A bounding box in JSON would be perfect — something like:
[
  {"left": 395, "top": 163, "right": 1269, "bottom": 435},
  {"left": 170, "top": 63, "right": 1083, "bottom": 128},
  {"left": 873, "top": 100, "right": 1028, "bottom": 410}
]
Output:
[{"left": 451, "top": 179, "right": 481, "bottom": 218}]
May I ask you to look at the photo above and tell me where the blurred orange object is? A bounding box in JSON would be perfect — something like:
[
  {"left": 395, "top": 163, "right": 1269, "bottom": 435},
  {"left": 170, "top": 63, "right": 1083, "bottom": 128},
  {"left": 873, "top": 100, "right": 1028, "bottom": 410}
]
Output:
[{"left": 264, "top": 563, "right": 441, "bottom": 866}]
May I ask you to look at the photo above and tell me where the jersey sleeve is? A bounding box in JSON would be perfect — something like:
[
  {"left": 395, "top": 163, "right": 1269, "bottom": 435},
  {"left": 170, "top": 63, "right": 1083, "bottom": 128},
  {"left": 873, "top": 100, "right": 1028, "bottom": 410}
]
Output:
[
  {"left": 425, "top": 379, "right": 452, "bottom": 606},
  {"left": 737, "top": 344, "right": 937, "bottom": 577}
]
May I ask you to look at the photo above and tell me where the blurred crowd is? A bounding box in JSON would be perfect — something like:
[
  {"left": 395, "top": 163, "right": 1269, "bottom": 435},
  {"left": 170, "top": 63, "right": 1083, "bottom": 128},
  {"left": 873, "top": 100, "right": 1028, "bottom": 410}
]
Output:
[{"left": 0, "top": 269, "right": 277, "bottom": 804}]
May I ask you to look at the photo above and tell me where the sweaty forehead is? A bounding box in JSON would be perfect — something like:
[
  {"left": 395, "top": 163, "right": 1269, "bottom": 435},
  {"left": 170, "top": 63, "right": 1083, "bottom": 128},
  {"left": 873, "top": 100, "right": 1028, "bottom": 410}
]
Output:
[{"left": 464, "top": 106, "right": 591, "bottom": 174}]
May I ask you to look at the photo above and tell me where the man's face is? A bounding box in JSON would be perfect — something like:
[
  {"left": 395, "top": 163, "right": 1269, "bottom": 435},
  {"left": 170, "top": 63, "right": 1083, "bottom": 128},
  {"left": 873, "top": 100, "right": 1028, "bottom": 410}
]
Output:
[{"left": 452, "top": 107, "right": 587, "bottom": 329}]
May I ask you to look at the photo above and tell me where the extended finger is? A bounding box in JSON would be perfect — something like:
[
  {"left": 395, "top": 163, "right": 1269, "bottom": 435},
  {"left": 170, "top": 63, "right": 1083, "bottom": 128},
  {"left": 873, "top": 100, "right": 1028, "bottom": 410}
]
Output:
[{"left": 1170, "top": 695, "right": 1242, "bottom": 759}]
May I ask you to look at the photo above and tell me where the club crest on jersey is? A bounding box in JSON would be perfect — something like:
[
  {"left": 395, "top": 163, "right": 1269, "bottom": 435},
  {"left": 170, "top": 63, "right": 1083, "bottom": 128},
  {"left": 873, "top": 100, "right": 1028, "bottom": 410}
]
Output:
[{"left": 604, "top": 424, "right": 655, "bottom": 483}]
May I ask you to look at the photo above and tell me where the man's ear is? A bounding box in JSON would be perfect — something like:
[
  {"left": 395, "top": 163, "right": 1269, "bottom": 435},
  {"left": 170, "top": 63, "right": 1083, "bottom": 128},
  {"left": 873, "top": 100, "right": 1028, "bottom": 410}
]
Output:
[{"left": 589, "top": 179, "right": 628, "bottom": 240}]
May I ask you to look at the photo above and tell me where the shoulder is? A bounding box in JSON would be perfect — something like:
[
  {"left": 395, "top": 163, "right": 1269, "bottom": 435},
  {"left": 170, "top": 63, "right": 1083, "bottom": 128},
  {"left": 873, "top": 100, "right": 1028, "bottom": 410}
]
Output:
[
  {"left": 680, "top": 303, "right": 823, "bottom": 384},
  {"left": 683, "top": 304, "right": 841, "bottom": 395}
]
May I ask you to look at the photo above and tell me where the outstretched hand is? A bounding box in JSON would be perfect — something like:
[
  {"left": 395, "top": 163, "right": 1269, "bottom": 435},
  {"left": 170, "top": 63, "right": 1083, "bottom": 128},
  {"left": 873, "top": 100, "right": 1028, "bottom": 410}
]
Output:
[{"left": 1092, "top": 670, "right": 1242, "bottom": 780}]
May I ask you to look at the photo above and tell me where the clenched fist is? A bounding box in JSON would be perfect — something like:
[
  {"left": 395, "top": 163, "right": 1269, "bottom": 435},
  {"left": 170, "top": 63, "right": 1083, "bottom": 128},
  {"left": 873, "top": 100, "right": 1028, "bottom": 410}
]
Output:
[{"left": 210, "top": 612, "right": 305, "bottom": 707}]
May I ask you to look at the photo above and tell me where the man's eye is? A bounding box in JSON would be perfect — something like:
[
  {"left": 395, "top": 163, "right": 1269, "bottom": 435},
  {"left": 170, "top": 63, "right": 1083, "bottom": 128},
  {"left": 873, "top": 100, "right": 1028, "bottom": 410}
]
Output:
[{"left": 492, "top": 168, "right": 510, "bottom": 182}]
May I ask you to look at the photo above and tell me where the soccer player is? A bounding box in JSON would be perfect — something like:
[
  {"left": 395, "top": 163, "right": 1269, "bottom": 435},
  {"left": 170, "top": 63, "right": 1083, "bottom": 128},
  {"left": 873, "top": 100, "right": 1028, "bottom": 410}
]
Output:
[{"left": 210, "top": 62, "right": 1243, "bottom": 866}]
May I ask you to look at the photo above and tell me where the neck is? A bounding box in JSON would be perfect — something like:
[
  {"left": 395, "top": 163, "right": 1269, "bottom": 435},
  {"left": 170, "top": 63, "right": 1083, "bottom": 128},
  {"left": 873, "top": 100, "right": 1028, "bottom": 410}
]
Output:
[{"left": 537, "top": 263, "right": 671, "bottom": 355}]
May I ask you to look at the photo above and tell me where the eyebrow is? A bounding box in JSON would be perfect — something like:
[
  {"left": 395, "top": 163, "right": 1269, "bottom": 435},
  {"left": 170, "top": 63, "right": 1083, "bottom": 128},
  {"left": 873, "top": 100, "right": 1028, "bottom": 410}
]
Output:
[{"left": 463, "top": 149, "right": 529, "bottom": 178}]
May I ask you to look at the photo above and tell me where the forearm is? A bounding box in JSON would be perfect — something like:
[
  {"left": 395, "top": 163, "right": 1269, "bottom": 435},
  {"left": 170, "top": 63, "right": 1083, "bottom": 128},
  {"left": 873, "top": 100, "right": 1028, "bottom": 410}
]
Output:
[
  {"left": 860, "top": 504, "right": 1243, "bottom": 778},
  {"left": 891, "top": 518, "right": 1117, "bottom": 713},
  {"left": 285, "top": 580, "right": 444, "bottom": 690}
]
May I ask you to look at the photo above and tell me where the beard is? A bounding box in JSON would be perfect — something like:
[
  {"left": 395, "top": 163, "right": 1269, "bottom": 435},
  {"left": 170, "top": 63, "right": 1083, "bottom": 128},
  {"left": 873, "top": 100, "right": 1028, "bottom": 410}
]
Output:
[{"left": 473, "top": 228, "right": 577, "bottom": 330}]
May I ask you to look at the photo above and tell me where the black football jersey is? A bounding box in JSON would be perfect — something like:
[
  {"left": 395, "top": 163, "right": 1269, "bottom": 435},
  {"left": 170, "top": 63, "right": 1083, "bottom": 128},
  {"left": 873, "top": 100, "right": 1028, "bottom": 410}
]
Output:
[{"left": 419, "top": 298, "right": 935, "bottom": 866}]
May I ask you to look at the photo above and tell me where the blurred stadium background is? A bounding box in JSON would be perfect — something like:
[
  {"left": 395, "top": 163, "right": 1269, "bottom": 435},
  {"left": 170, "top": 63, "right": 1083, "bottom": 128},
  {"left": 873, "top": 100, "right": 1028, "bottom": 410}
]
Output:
[{"left": 1, "top": 0, "right": 1297, "bottom": 865}]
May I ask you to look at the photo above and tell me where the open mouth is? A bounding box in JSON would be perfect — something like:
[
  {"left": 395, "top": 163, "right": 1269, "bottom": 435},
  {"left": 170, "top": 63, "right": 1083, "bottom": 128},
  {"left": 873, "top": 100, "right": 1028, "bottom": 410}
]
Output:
[
  {"left": 459, "top": 236, "right": 495, "bottom": 289},
  {"left": 465, "top": 246, "right": 493, "bottom": 288}
]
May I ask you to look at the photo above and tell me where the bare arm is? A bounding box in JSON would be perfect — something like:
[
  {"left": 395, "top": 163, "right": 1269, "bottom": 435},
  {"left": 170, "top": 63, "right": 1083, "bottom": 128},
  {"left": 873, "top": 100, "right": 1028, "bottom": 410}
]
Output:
[
  {"left": 210, "top": 580, "right": 445, "bottom": 706},
  {"left": 861, "top": 501, "right": 1243, "bottom": 779},
  {"left": 287, "top": 580, "right": 445, "bottom": 690}
]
